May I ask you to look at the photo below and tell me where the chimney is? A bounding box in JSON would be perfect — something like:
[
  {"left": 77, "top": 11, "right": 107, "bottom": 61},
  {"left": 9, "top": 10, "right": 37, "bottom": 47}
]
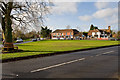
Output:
[
  {"left": 108, "top": 26, "right": 111, "bottom": 32},
  {"left": 108, "top": 26, "right": 111, "bottom": 30}
]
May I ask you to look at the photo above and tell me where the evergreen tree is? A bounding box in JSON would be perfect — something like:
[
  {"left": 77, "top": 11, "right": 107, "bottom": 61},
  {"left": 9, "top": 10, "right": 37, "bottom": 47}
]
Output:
[
  {"left": 90, "top": 24, "right": 98, "bottom": 30},
  {"left": 41, "top": 26, "right": 52, "bottom": 38},
  {"left": 90, "top": 24, "right": 94, "bottom": 30}
]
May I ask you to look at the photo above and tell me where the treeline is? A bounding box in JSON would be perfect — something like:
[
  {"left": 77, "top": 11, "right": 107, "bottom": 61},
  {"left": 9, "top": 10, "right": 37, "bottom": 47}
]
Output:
[
  {"left": 113, "top": 31, "right": 120, "bottom": 39},
  {"left": 12, "top": 26, "right": 52, "bottom": 40},
  {"left": 12, "top": 30, "right": 39, "bottom": 40}
]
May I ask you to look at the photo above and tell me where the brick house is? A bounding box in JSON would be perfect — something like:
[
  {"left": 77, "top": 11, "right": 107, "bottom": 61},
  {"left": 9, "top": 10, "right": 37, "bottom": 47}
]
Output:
[
  {"left": 88, "top": 26, "right": 112, "bottom": 40},
  {"left": 51, "top": 29, "right": 79, "bottom": 40}
]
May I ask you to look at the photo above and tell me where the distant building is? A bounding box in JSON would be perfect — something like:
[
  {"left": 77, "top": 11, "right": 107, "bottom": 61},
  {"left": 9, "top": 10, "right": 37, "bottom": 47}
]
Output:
[
  {"left": 88, "top": 26, "right": 112, "bottom": 40},
  {"left": 51, "top": 29, "right": 79, "bottom": 40}
]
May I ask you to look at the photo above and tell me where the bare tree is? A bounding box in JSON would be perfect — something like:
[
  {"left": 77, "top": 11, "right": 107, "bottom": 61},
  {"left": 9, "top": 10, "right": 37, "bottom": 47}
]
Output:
[
  {"left": 0, "top": 0, "right": 51, "bottom": 51},
  {"left": 66, "top": 25, "right": 71, "bottom": 29}
]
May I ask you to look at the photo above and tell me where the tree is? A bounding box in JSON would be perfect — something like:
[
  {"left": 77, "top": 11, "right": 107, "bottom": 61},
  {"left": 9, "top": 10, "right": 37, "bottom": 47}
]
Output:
[
  {"left": 0, "top": 1, "right": 51, "bottom": 51},
  {"left": 90, "top": 24, "right": 94, "bottom": 30},
  {"left": 12, "top": 27, "right": 26, "bottom": 40},
  {"left": 94, "top": 27, "right": 98, "bottom": 29},
  {"left": 90, "top": 24, "right": 98, "bottom": 30},
  {"left": 66, "top": 25, "right": 71, "bottom": 29},
  {"left": 117, "top": 31, "right": 120, "bottom": 39},
  {"left": 83, "top": 32, "right": 88, "bottom": 37},
  {"left": 40, "top": 26, "right": 52, "bottom": 39}
]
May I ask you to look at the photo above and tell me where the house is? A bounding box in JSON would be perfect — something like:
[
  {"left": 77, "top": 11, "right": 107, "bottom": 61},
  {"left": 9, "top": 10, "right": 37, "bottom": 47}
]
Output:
[
  {"left": 51, "top": 29, "right": 79, "bottom": 40},
  {"left": 88, "top": 26, "right": 112, "bottom": 40}
]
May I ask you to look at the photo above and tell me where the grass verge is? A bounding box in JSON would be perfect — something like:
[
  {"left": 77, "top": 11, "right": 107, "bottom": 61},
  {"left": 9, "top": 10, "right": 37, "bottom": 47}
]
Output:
[{"left": 1, "top": 40, "right": 119, "bottom": 60}]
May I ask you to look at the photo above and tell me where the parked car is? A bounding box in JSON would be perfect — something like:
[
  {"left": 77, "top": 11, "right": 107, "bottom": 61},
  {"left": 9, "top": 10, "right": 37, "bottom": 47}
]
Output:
[
  {"left": 40, "top": 38, "right": 43, "bottom": 40},
  {"left": 37, "top": 38, "right": 40, "bottom": 41},
  {"left": 108, "top": 38, "right": 117, "bottom": 41},
  {"left": 16, "top": 38, "right": 23, "bottom": 43},
  {"left": 32, "top": 38, "right": 37, "bottom": 41}
]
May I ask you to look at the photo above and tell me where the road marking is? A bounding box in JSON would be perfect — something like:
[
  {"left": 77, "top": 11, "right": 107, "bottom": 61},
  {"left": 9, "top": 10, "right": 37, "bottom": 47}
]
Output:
[
  {"left": 95, "top": 51, "right": 114, "bottom": 57},
  {"left": 102, "top": 51, "right": 114, "bottom": 55},
  {"left": 96, "top": 54, "right": 101, "bottom": 56},
  {"left": 31, "top": 58, "right": 85, "bottom": 73}
]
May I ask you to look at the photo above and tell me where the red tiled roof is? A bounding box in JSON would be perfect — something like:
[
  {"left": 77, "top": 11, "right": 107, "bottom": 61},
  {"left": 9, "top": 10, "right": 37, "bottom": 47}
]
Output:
[{"left": 53, "top": 29, "right": 79, "bottom": 33}]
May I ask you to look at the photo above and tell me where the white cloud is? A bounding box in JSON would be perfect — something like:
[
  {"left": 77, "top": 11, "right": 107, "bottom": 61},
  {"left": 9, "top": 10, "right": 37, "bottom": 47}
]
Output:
[
  {"left": 95, "top": 2, "right": 109, "bottom": 9},
  {"left": 79, "top": 8, "right": 118, "bottom": 22},
  {"left": 105, "top": 14, "right": 118, "bottom": 25},
  {"left": 93, "top": 8, "right": 118, "bottom": 19},
  {"left": 78, "top": 7, "right": 118, "bottom": 31},
  {"left": 79, "top": 15, "right": 93, "bottom": 21},
  {"left": 51, "top": 2, "right": 78, "bottom": 15}
]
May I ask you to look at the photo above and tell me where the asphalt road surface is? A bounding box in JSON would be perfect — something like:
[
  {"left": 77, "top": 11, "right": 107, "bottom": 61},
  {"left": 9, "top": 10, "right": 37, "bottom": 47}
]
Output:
[{"left": 2, "top": 46, "right": 119, "bottom": 78}]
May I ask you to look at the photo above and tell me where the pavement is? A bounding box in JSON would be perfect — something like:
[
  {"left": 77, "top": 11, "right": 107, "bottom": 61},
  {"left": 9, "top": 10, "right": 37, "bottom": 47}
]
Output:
[
  {"left": 14, "top": 41, "right": 32, "bottom": 45},
  {"left": 0, "top": 41, "right": 32, "bottom": 47},
  {"left": 2, "top": 46, "right": 119, "bottom": 79}
]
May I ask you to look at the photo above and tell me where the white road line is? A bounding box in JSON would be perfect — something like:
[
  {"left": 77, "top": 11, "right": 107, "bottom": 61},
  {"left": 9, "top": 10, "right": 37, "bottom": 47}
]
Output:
[
  {"left": 31, "top": 51, "right": 115, "bottom": 73},
  {"left": 31, "top": 58, "right": 85, "bottom": 73},
  {"left": 102, "top": 51, "right": 114, "bottom": 55},
  {"left": 95, "top": 51, "right": 114, "bottom": 57},
  {"left": 96, "top": 54, "right": 101, "bottom": 56}
]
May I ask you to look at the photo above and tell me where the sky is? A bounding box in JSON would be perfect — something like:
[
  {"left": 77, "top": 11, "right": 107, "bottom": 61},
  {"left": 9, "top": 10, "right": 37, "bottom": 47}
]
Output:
[{"left": 44, "top": 2, "right": 118, "bottom": 32}]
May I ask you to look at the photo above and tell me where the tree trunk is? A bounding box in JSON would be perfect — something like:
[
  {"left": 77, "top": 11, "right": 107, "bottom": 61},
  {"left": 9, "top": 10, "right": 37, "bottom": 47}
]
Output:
[
  {"left": 4, "top": 17, "right": 14, "bottom": 51},
  {"left": 5, "top": 16, "right": 13, "bottom": 43},
  {"left": 3, "top": 2, "right": 14, "bottom": 51}
]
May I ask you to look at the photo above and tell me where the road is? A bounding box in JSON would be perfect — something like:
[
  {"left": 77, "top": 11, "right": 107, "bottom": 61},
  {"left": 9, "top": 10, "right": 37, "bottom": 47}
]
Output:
[{"left": 2, "top": 46, "right": 118, "bottom": 78}]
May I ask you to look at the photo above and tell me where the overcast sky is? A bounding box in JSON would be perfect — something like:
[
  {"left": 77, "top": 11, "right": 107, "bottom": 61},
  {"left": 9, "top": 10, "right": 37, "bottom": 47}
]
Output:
[{"left": 45, "top": 2, "right": 118, "bottom": 32}]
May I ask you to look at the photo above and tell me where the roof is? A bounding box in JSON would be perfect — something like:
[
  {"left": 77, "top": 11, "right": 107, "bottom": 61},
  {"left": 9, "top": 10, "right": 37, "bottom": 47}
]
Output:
[
  {"left": 74, "top": 32, "right": 83, "bottom": 37},
  {"left": 53, "top": 29, "right": 79, "bottom": 33},
  {"left": 88, "top": 29, "right": 100, "bottom": 36},
  {"left": 88, "top": 29, "right": 110, "bottom": 36}
]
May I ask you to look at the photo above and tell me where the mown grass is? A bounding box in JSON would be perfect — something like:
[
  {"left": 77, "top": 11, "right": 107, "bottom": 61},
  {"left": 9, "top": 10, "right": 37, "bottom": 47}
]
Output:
[
  {"left": 22, "top": 39, "right": 31, "bottom": 42},
  {"left": 1, "top": 40, "right": 119, "bottom": 60}
]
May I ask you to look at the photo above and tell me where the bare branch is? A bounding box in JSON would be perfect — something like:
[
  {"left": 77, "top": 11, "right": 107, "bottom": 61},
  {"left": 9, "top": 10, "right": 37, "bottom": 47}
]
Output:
[{"left": 1, "top": 1, "right": 52, "bottom": 32}]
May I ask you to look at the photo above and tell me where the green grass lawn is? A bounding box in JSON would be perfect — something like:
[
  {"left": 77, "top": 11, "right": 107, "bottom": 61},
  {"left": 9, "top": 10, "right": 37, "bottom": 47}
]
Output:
[
  {"left": 22, "top": 39, "right": 31, "bottom": 42},
  {"left": 1, "top": 40, "right": 119, "bottom": 60}
]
